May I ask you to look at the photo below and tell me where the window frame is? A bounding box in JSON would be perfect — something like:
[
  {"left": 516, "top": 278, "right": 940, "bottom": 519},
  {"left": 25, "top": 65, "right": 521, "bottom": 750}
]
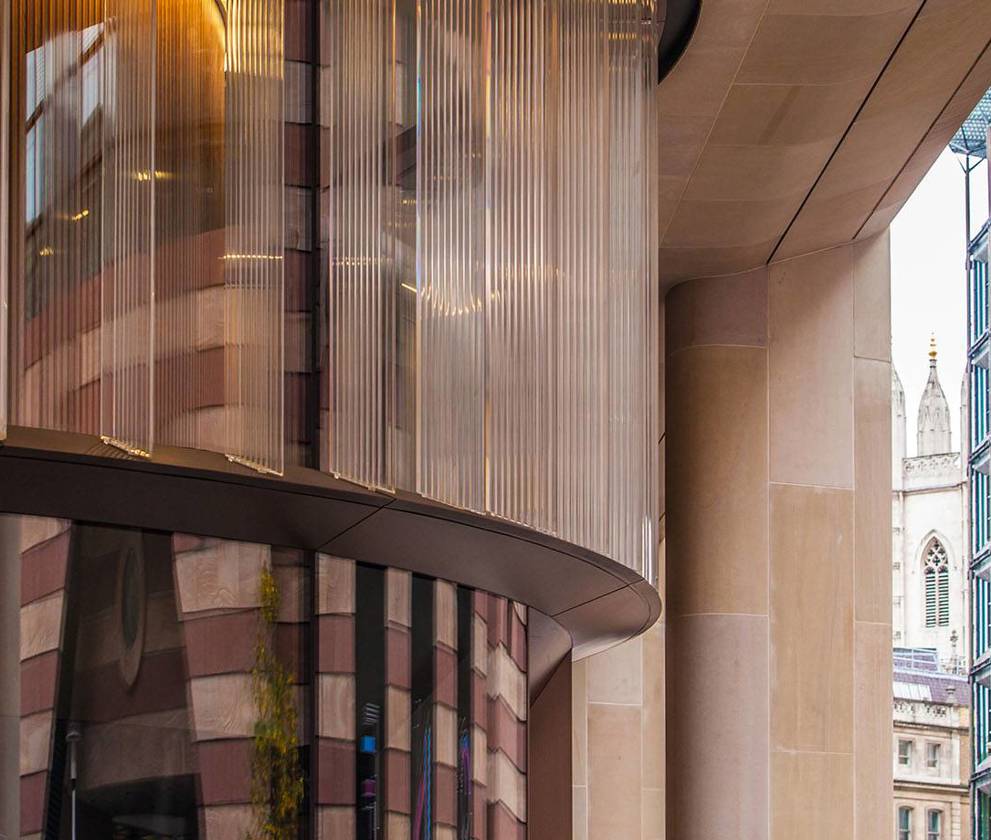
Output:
[
  {"left": 923, "top": 538, "right": 950, "bottom": 629},
  {"left": 898, "top": 738, "right": 913, "bottom": 767},
  {"left": 898, "top": 806, "right": 913, "bottom": 840},
  {"left": 927, "top": 808, "right": 942, "bottom": 840},
  {"left": 926, "top": 741, "right": 941, "bottom": 772}
]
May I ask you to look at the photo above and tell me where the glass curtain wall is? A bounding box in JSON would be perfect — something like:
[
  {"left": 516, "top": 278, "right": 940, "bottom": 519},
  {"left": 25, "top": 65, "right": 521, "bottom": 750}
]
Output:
[
  {"left": 4, "top": 0, "right": 661, "bottom": 576},
  {"left": 3, "top": 516, "right": 528, "bottom": 839},
  {"left": 6, "top": 0, "right": 284, "bottom": 473},
  {"left": 325, "top": 0, "right": 661, "bottom": 578},
  {"left": 4, "top": 518, "right": 311, "bottom": 840},
  {"left": 314, "top": 559, "right": 528, "bottom": 840},
  {"left": 970, "top": 211, "right": 991, "bottom": 840}
]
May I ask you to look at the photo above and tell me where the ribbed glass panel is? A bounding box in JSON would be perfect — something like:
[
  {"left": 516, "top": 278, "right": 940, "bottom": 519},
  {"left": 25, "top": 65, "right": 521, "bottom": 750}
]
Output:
[
  {"left": 604, "top": 0, "right": 659, "bottom": 579},
  {"left": 8, "top": 1, "right": 285, "bottom": 472},
  {"left": 554, "top": 0, "right": 659, "bottom": 574},
  {"left": 0, "top": 0, "right": 9, "bottom": 441},
  {"left": 416, "top": 0, "right": 487, "bottom": 512},
  {"left": 327, "top": 0, "right": 398, "bottom": 489},
  {"left": 486, "top": 0, "right": 553, "bottom": 532},
  {"left": 9, "top": 0, "right": 104, "bottom": 436},
  {"left": 100, "top": 0, "right": 155, "bottom": 456},
  {"left": 224, "top": 0, "right": 285, "bottom": 475},
  {"left": 325, "top": 0, "right": 659, "bottom": 576},
  {"left": 154, "top": 0, "right": 226, "bottom": 454},
  {"left": 557, "top": 0, "right": 608, "bottom": 556}
]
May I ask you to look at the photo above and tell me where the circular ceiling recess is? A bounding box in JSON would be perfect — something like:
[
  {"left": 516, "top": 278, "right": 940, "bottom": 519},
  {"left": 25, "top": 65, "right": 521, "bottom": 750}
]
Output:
[{"left": 657, "top": 0, "right": 702, "bottom": 84}]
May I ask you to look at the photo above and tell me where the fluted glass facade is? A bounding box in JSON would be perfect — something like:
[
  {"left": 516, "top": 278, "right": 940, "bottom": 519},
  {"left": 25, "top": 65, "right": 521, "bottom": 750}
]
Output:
[
  {"left": 325, "top": 0, "right": 660, "bottom": 577},
  {"left": 6, "top": 0, "right": 284, "bottom": 472},
  {"left": 3, "top": 1, "right": 660, "bottom": 577},
  {"left": 224, "top": 0, "right": 285, "bottom": 474},
  {"left": 100, "top": 0, "right": 153, "bottom": 457},
  {"left": 10, "top": 0, "right": 105, "bottom": 437},
  {"left": 326, "top": 0, "right": 418, "bottom": 490}
]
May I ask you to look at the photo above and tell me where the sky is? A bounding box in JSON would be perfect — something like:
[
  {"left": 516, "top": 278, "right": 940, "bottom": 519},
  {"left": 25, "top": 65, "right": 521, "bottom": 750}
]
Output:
[{"left": 891, "top": 147, "right": 987, "bottom": 456}]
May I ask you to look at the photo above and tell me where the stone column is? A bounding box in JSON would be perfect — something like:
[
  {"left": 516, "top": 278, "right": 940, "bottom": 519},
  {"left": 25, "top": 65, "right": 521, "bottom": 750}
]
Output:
[
  {"left": 572, "top": 622, "right": 665, "bottom": 840},
  {"left": 572, "top": 295, "right": 666, "bottom": 840},
  {"left": 665, "top": 233, "right": 892, "bottom": 840}
]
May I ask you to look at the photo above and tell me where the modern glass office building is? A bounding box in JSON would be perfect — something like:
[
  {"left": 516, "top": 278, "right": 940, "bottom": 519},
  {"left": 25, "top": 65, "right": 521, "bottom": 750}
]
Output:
[
  {"left": 3, "top": 2, "right": 991, "bottom": 840},
  {"left": 971, "top": 218, "right": 991, "bottom": 838},
  {"left": 0, "top": 2, "right": 662, "bottom": 838},
  {"left": 952, "top": 88, "right": 991, "bottom": 840}
]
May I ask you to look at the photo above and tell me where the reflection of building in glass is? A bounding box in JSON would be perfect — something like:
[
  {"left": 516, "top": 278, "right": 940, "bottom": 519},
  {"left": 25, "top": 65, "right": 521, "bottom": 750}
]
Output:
[{"left": 4, "top": 516, "right": 528, "bottom": 839}]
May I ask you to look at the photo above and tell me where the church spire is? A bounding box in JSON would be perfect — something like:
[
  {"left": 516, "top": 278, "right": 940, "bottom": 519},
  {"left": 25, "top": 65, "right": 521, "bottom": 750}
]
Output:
[{"left": 917, "top": 334, "right": 952, "bottom": 456}]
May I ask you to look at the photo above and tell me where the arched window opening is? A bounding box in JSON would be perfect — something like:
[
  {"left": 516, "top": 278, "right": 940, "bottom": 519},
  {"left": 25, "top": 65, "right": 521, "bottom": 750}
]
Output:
[
  {"left": 898, "top": 806, "right": 913, "bottom": 840},
  {"left": 924, "top": 540, "right": 950, "bottom": 628}
]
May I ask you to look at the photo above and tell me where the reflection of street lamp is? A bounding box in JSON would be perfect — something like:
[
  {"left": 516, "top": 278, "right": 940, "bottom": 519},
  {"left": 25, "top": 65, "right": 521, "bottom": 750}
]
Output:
[{"left": 66, "top": 723, "right": 82, "bottom": 840}]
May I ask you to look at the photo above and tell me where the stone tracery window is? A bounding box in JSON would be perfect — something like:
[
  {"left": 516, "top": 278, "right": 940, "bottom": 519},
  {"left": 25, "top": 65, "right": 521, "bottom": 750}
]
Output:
[{"left": 924, "top": 539, "right": 950, "bottom": 628}]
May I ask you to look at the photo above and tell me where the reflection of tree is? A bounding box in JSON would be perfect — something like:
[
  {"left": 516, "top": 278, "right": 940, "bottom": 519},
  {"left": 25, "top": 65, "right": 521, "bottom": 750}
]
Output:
[{"left": 250, "top": 566, "right": 303, "bottom": 840}]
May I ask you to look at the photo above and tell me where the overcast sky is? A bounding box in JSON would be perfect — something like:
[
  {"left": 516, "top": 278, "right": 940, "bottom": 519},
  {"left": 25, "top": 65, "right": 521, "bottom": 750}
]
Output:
[{"left": 891, "top": 147, "right": 987, "bottom": 456}]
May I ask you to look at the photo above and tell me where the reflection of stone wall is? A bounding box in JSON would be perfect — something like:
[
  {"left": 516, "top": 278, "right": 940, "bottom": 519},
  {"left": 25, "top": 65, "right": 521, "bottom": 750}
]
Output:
[
  {"left": 315, "top": 554, "right": 357, "bottom": 837},
  {"left": 434, "top": 580, "right": 458, "bottom": 839},
  {"left": 470, "top": 593, "right": 490, "bottom": 840},
  {"left": 18, "top": 516, "right": 72, "bottom": 840},
  {"left": 485, "top": 595, "right": 527, "bottom": 840},
  {"left": 13, "top": 522, "right": 532, "bottom": 838},
  {"left": 172, "top": 534, "right": 266, "bottom": 840},
  {"left": 309, "top": 565, "right": 528, "bottom": 840},
  {"left": 71, "top": 529, "right": 192, "bottom": 795},
  {"left": 385, "top": 569, "right": 412, "bottom": 839}
]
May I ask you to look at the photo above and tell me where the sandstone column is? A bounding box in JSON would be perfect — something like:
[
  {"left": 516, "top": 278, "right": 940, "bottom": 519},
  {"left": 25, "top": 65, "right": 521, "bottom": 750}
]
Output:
[
  {"left": 572, "top": 300, "right": 666, "bottom": 840},
  {"left": 665, "top": 233, "right": 893, "bottom": 840}
]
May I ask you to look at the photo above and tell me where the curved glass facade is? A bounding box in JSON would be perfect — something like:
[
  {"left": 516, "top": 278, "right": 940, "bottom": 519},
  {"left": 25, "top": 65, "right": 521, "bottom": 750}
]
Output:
[
  {"left": 324, "top": 0, "right": 660, "bottom": 578},
  {"left": 3, "top": 1, "right": 659, "bottom": 577},
  {"left": 6, "top": 0, "right": 285, "bottom": 470},
  {"left": 1, "top": 515, "right": 528, "bottom": 839}
]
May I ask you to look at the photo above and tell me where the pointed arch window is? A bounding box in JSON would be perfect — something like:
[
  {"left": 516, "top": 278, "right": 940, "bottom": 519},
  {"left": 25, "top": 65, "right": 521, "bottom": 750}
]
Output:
[{"left": 924, "top": 540, "right": 950, "bottom": 628}]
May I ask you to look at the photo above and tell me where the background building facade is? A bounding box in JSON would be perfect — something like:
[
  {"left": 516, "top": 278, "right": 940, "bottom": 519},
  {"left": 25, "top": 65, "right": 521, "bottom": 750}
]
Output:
[
  {"left": 892, "top": 346, "right": 972, "bottom": 840},
  {"left": 894, "top": 648, "right": 971, "bottom": 840},
  {"left": 963, "top": 107, "right": 991, "bottom": 840},
  {"left": 892, "top": 355, "right": 969, "bottom": 671}
]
